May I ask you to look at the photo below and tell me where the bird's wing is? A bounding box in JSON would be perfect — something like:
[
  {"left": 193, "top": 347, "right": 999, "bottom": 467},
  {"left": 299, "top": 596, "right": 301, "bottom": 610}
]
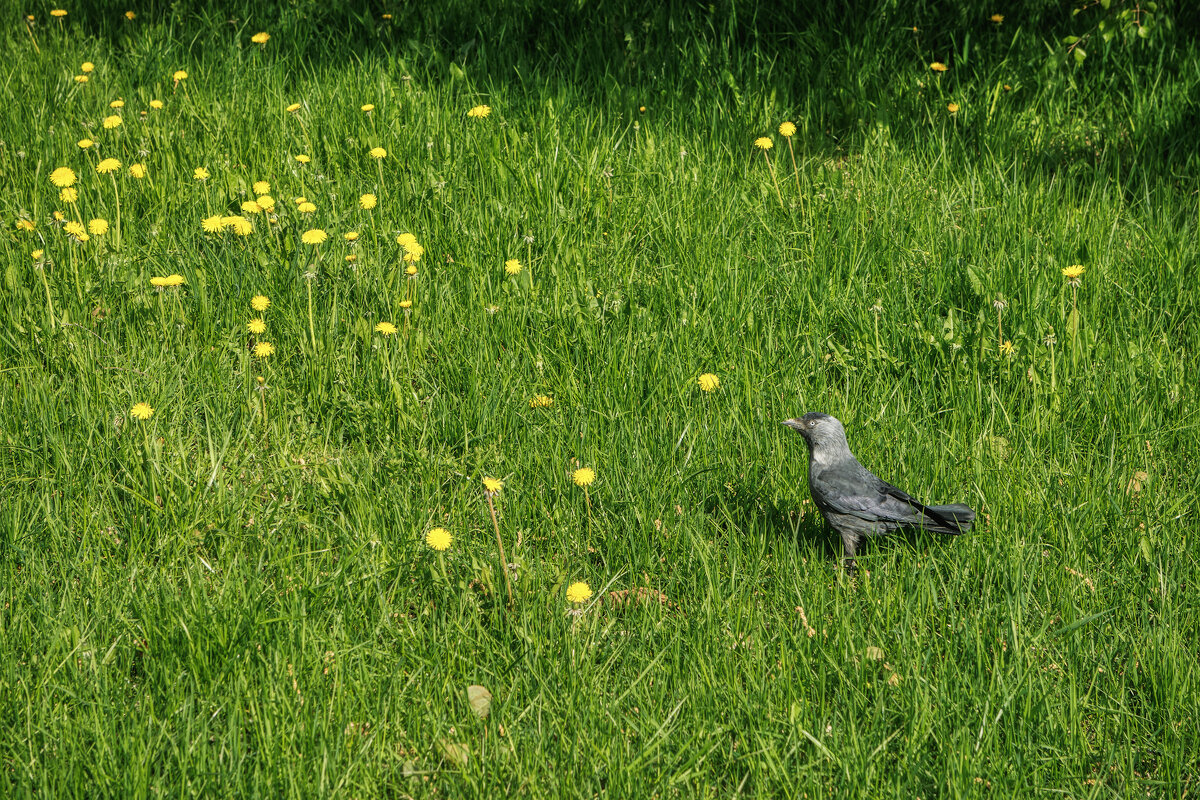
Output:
[{"left": 815, "top": 466, "right": 928, "bottom": 524}]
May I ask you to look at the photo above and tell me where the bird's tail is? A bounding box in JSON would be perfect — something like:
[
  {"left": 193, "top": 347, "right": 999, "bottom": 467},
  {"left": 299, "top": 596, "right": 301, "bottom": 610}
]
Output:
[{"left": 922, "top": 503, "right": 974, "bottom": 535}]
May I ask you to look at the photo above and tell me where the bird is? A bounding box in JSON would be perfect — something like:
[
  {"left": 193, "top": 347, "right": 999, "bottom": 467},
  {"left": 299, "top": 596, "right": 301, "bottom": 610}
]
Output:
[{"left": 783, "top": 412, "right": 974, "bottom": 573}]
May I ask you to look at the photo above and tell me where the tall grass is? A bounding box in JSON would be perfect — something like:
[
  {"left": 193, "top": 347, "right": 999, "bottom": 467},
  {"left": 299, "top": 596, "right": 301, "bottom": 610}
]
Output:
[{"left": 1, "top": 2, "right": 1197, "bottom": 796}]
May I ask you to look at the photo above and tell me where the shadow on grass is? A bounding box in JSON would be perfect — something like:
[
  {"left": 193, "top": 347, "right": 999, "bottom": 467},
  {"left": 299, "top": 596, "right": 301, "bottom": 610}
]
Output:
[
  {"left": 705, "top": 482, "right": 839, "bottom": 565},
  {"left": 707, "top": 479, "right": 972, "bottom": 575},
  {"left": 54, "top": 0, "right": 1200, "bottom": 187}
]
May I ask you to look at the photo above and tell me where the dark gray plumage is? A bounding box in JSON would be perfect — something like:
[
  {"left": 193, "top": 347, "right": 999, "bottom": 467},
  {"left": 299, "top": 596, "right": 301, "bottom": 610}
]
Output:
[{"left": 783, "top": 412, "right": 974, "bottom": 572}]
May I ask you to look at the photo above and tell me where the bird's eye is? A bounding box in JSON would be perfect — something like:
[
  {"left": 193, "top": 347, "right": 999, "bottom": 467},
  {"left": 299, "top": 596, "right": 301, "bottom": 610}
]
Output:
[{"left": 808, "top": 420, "right": 815, "bottom": 428}]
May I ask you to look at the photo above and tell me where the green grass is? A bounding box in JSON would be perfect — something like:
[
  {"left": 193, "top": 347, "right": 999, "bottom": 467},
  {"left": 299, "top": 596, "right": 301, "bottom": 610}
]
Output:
[{"left": 2, "top": 2, "right": 1198, "bottom": 797}]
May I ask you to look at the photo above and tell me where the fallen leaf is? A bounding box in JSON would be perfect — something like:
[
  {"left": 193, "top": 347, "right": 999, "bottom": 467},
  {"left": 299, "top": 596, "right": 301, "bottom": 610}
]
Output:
[
  {"left": 436, "top": 738, "right": 469, "bottom": 767},
  {"left": 466, "top": 684, "right": 492, "bottom": 719},
  {"left": 865, "top": 646, "right": 884, "bottom": 661}
]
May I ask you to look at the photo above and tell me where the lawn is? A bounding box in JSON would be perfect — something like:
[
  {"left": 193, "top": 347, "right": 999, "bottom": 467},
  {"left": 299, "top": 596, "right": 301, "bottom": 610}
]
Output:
[{"left": 2, "top": 1, "right": 1198, "bottom": 797}]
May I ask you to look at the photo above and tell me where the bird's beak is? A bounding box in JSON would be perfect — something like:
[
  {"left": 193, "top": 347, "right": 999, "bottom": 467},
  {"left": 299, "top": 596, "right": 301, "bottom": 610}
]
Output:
[{"left": 782, "top": 418, "right": 804, "bottom": 432}]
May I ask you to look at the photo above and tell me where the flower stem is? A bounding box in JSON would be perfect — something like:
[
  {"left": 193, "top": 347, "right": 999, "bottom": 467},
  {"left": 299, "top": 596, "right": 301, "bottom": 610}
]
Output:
[
  {"left": 110, "top": 173, "right": 122, "bottom": 251},
  {"left": 786, "top": 138, "right": 801, "bottom": 196},
  {"left": 259, "top": 384, "right": 268, "bottom": 432},
  {"left": 306, "top": 275, "right": 316, "bottom": 350},
  {"left": 24, "top": 19, "right": 40, "bottom": 53},
  {"left": 486, "top": 493, "right": 514, "bottom": 605},
  {"left": 584, "top": 486, "right": 593, "bottom": 539},
  {"left": 34, "top": 255, "right": 56, "bottom": 330},
  {"left": 764, "top": 151, "right": 785, "bottom": 210}
]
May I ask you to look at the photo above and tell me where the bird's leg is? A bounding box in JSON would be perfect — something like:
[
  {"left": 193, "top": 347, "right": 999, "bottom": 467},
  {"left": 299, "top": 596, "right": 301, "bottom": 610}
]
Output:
[{"left": 840, "top": 531, "right": 859, "bottom": 575}]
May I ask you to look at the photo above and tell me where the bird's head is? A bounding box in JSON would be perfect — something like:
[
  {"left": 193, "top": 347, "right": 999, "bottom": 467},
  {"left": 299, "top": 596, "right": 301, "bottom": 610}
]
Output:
[{"left": 782, "top": 412, "right": 849, "bottom": 455}]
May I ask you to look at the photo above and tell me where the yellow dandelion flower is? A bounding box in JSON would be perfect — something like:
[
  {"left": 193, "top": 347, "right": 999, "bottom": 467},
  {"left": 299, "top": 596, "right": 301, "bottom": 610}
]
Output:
[
  {"left": 999, "top": 340, "right": 1015, "bottom": 356},
  {"left": 398, "top": 300, "right": 412, "bottom": 309},
  {"left": 930, "top": 62, "right": 948, "bottom": 72},
  {"left": 130, "top": 402, "right": 154, "bottom": 420},
  {"left": 403, "top": 242, "right": 425, "bottom": 259},
  {"left": 241, "top": 200, "right": 262, "bottom": 214},
  {"left": 504, "top": 259, "right": 521, "bottom": 275},
  {"left": 368, "top": 147, "right": 386, "bottom": 159},
  {"left": 103, "top": 114, "right": 122, "bottom": 129},
  {"left": 32, "top": 249, "right": 44, "bottom": 260},
  {"left": 697, "top": 373, "right": 720, "bottom": 392},
  {"left": 251, "top": 295, "right": 270, "bottom": 311},
  {"left": 78, "top": 138, "right": 94, "bottom": 149},
  {"left": 405, "top": 264, "right": 418, "bottom": 276},
  {"left": 779, "top": 121, "right": 796, "bottom": 137},
  {"left": 256, "top": 195, "right": 275, "bottom": 210},
  {"left": 345, "top": 254, "right": 357, "bottom": 262},
  {"left": 201, "top": 215, "right": 224, "bottom": 233},
  {"left": 63, "top": 221, "right": 86, "bottom": 238},
  {"left": 88, "top": 218, "right": 109, "bottom": 235},
  {"left": 396, "top": 233, "right": 417, "bottom": 247},
  {"left": 149, "top": 99, "right": 163, "bottom": 109},
  {"left": 53, "top": 211, "right": 64, "bottom": 221},
  {"left": 295, "top": 154, "right": 310, "bottom": 163},
  {"left": 251, "top": 32, "right": 270, "bottom": 44},
  {"left": 375, "top": 321, "right": 397, "bottom": 336},
  {"left": 253, "top": 342, "right": 275, "bottom": 358},
  {"left": 344, "top": 231, "right": 359, "bottom": 241},
  {"left": 96, "top": 158, "right": 120, "bottom": 173},
  {"left": 572, "top": 467, "right": 596, "bottom": 487},
  {"left": 125, "top": 11, "right": 135, "bottom": 20},
  {"left": 1062, "top": 264, "right": 1085, "bottom": 280},
  {"left": 297, "top": 201, "right": 316, "bottom": 213},
  {"left": 425, "top": 528, "right": 452, "bottom": 551},
  {"left": 150, "top": 276, "right": 168, "bottom": 287},
  {"left": 467, "top": 105, "right": 492, "bottom": 118},
  {"left": 163, "top": 274, "right": 184, "bottom": 287},
  {"left": 482, "top": 476, "right": 503, "bottom": 494},
  {"left": 50, "top": 167, "right": 77, "bottom": 187},
  {"left": 252, "top": 180, "right": 270, "bottom": 195},
  {"left": 286, "top": 102, "right": 301, "bottom": 112},
  {"left": 361, "top": 104, "right": 375, "bottom": 112},
  {"left": 109, "top": 99, "right": 124, "bottom": 108},
  {"left": 81, "top": 62, "right": 95, "bottom": 73},
  {"left": 754, "top": 137, "right": 773, "bottom": 150},
  {"left": 294, "top": 196, "right": 307, "bottom": 205},
  {"left": 301, "top": 228, "right": 327, "bottom": 245},
  {"left": 990, "top": 14, "right": 1004, "bottom": 24},
  {"left": 529, "top": 395, "right": 553, "bottom": 408},
  {"left": 228, "top": 216, "right": 253, "bottom": 236},
  {"left": 59, "top": 187, "right": 78, "bottom": 204},
  {"left": 51, "top": 9, "right": 67, "bottom": 17},
  {"left": 16, "top": 218, "right": 35, "bottom": 232},
  {"left": 359, "top": 193, "right": 377, "bottom": 210},
  {"left": 74, "top": 75, "right": 89, "bottom": 83},
  {"left": 193, "top": 166, "right": 209, "bottom": 180},
  {"left": 128, "top": 163, "right": 147, "bottom": 178},
  {"left": 247, "top": 318, "right": 266, "bottom": 334},
  {"left": 173, "top": 70, "right": 188, "bottom": 81},
  {"left": 566, "top": 581, "right": 593, "bottom": 604},
  {"left": 947, "top": 102, "right": 960, "bottom": 113}
]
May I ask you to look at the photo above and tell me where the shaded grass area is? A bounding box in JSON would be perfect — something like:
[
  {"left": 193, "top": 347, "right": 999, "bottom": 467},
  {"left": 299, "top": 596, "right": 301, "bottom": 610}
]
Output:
[{"left": 2, "top": 2, "right": 1198, "bottom": 797}]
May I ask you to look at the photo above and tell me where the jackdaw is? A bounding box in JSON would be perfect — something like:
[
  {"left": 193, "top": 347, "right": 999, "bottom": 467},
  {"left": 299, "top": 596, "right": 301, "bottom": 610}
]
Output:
[{"left": 783, "top": 412, "right": 974, "bottom": 572}]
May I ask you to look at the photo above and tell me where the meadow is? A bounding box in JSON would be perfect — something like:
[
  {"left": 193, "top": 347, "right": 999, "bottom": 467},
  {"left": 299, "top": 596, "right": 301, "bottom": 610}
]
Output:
[{"left": 2, "top": 1, "right": 1198, "bottom": 796}]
